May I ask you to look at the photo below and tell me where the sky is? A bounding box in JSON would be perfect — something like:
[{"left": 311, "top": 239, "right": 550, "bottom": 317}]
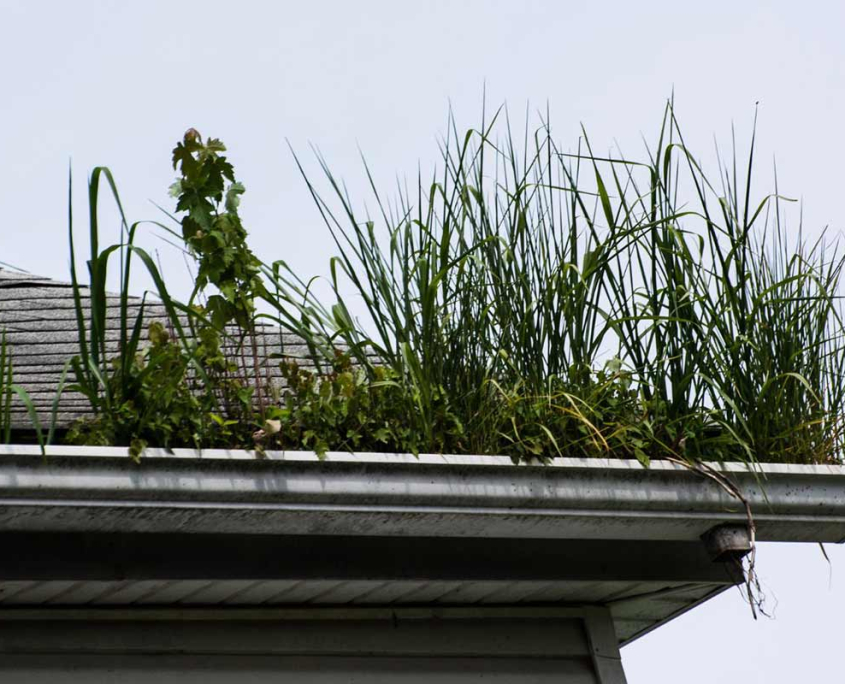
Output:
[{"left": 2, "top": 1, "right": 844, "bottom": 680}]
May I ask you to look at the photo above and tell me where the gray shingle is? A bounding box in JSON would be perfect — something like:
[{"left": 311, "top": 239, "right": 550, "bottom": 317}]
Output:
[{"left": 0, "top": 267, "right": 369, "bottom": 431}]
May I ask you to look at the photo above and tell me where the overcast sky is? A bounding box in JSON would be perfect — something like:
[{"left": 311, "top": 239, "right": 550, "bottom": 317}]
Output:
[{"left": 2, "top": 2, "right": 844, "bottom": 680}]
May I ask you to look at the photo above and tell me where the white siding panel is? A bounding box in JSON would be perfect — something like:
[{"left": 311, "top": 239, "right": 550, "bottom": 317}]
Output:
[
  {"left": 0, "top": 608, "right": 625, "bottom": 683},
  {"left": 0, "top": 654, "right": 598, "bottom": 683}
]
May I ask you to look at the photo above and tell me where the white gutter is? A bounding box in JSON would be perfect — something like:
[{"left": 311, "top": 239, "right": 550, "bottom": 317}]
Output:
[{"left": 0, "top": 446, "right": 843, "bottom": 543}]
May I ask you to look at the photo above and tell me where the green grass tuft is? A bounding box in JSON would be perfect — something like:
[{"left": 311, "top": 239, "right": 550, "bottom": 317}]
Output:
[{"left": 263, "top": 102, "right": 845, "bottom": 465}]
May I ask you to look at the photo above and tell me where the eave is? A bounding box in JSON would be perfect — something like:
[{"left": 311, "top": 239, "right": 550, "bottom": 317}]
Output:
[{"left": 0, "top": 446, "right": 842, "bottom": 646}]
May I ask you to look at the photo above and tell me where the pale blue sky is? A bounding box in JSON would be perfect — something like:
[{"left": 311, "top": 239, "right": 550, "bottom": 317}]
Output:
[{"left": 2, "top": 2, "right": 844, "bottom": 680}]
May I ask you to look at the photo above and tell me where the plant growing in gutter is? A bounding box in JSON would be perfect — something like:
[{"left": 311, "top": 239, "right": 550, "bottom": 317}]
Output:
[
  {"left": 254, "top": 352, "right": 439, "bottom": 457},
  {"left": 0, "top": 330, "right": 67, "bottom": 452},
  {"left": 169, "top": 129, "right": 269, "bottom": 420},
  {"left": 63, "top": 167, "right": 247, "bottom": 458},
  {"left": 43, "top": 102, "right": 845, "bottom": 470},
  {"left": 262, "top": 103, "right": 845, "bottom": 466},
  {"left": 169, "top": 129, "right": 266, "bottom": 331},
  {"left": 64, "top": 133, "right": 274, "bottom": 458}
]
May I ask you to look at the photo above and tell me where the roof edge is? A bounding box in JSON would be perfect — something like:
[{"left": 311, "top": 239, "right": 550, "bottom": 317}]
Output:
[
  {"left": 0, "top": 446, "right": 842, "bottom": 543},
  {"left": 2, "top": 444, "right": 844, "bottom": 474}
]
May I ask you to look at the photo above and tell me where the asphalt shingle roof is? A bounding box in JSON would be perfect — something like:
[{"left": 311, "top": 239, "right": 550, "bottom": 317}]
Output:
[{"left": 0, "top": 267, "right": 335, "bottom": 431}]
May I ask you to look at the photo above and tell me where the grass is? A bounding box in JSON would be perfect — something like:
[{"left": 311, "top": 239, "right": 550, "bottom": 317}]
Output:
[
  {"left": 262, "top": 102, "right": 845, "bottom": 465},
  {"left": 65, "top": 159, "right": 270, "bottom": 457},
  {"left": 68, "top": 166, "right": 189, "bottom": 416},
  {"left": 0, "top": 329, "right": 66, "bottom": 453},
  {"left": 6, "top": 101, "right": 840, "bottom": 467},
  {"left": 65, "top": 166, "right": 213, "bottom": 457}
]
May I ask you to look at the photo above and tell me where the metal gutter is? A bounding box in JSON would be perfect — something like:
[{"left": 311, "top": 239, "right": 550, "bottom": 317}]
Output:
[{"left": 0, "top": 446, "right": 843, "bottom": 542}]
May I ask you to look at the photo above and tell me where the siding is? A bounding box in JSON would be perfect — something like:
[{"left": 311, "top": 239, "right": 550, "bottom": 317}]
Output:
[{"left": 0, "top": 608, "right": 623, "bottom": 683}]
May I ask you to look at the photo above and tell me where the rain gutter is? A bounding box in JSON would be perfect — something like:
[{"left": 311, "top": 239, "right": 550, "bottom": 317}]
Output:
[{"left": 0, "top": 446, "right": 842, "bottom": 543}]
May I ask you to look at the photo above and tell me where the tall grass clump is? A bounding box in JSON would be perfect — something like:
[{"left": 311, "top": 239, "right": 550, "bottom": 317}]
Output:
[
  {"left": 65, "top": 138, "right": 273, "bottom": 458},
  {"left": 263, "top": 103, "right": 845, "bottom": 465},
  {"left": 0, "top": 330, "right": 62, "bottom": 452},
  {"left": 64, "top": 166, "right": 235, "bottom": 458},
  {"left": 45, "top": 103, "right": 845, "bottom": 467}
]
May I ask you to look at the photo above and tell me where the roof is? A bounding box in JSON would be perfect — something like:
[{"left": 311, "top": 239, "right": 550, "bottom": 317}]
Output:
[
  {"left": 0, "top": 267, "right": 328, "bottom": 430},
  {"left": 0, "top": 446, "right": 843, "bottom": 644},
  {"left": 3, "top": 268, "right": 844, "bottom": 647}
]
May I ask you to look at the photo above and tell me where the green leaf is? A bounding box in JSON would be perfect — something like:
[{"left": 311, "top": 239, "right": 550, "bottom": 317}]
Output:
[{"left": 225, "top": 182, "right": 246, "bottom": 213}]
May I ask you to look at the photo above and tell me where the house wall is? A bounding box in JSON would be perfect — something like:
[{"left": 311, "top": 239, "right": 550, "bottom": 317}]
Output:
[
  {"left": 0, "top": 655, "right": 599, "bottom": 683},
  {"left": 0, "top": 608, "right": 626, "bottom": 684}
]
